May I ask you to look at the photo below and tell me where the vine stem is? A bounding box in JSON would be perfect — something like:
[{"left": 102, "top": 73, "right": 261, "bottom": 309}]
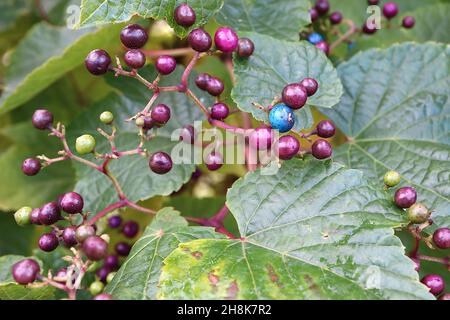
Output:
[
  {"left": 417, "top": 255, "right": 449, "bottom": 266},
  {"left": 142, "top": 47, "right": 194, "bottom": 58},
  {"left": 329, "top": 19, "right": 357, "bottom": 52}
]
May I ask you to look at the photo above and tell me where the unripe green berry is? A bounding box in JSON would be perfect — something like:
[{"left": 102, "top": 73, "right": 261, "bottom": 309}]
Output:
[
  {"left": 106, "top": 271, "right": 116, "bottom": 283},
  {"left": 135, "top": 117, "right": 145, "bottom": 127},
  {"left": 89, "top": 280, "right": 104, "bottom": 296},
  {"left": 407, "top": 203, "right": 431, "bottom": 224},
  {"left": 100, "top": 111, "right": 114, "bottom": 124},
  {"left": 76, "top": 134, "right": 96, "bottom": 155},
  {"left": 384, "top": 170, "right": 401, "bottom": 187},
  {"left": 14, "top": 206, "right": 32, "bottom": 226}
]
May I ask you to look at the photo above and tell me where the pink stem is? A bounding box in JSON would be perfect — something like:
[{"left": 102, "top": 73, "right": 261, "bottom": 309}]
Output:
[{"left": 88, "top": 200, "right": 127, "bottom": 225}]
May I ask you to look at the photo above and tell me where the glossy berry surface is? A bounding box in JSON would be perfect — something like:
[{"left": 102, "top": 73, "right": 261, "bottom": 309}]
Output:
[
  {"left": 210, "top": 103, "right": 229, "bottom": 120},
  {"left": 432, "top": 228, "right": 450, "bottom": 249},
  {"left": 75, "top": 134, "right": 96, "bottom": 155},
  {"left": 315, "top": 0, "right": 330, "bottom": 15},
  {"left": 312, "top": 139, "right": 332, "bottom": 160},
  {"left": 421, "top": 274, "right": 445, "bottom": 296},
  {"left": 383, "top": 170, "right": 401, "bottom": 187},
  {"left": 151, "top": 104, "right": 171, "bottom": 124},
  {"left": 60, "top": 192, "right": 84, "bottom": 214},
  {"left": 108, "top": 215, "right": 122, "bottom": 229},
  {"left": 124, "top": 50, "right": 146, "bottom": 69},
  {"left": 308, "top": 33, "right": 324, "bottom": 45},
  {"left": 402, "top": 16, "right": 415, "bottom": 29},
  {"left": 75, "top": 225, "right": 96, "bottom": 243},
  {"left": 188, "top": 28, "right": 212, "bottom": 52},
  {"left": 394, "top": 187, "right": 417, "bottom": 208},
  {"left": 115, "top": 242, "right": 131, "bottom": 256},
  {"left": 300, "top": 78, "right": 319, "bottom": 97},
  {"left": 120, "top": 24, "right": 148, "bottom": 49},
  {"left": 12, "top": 259, "right": 40, "bottom": 285},
  {"left": 22, "top": 158, "right": 41, "bottom": 176},
  {"left": 282, "top": 83, "right": 308, "bottom": 109},
  {"left": 383, "top": 2, "right": 399, "bottom": 19},
  {"left": 32, "top": 109, "right": 53, "bottom": 130},
  {"left": 206, "top": 152, "right": 223, "bottom": 171},
  {"left": 316, "top": 120, "right": 336, "bottom": 138},
  {"left": 329, "top": 12, "right": 343, "bottom": 25},
  {"left": 100, "top": 111, "right": 114, "bottom": 124},
  {"left": 62, "top": 226, "right": 78, "bottom": 247},
  {"left": 310, "top": 8, "right": 319, "bottom": 22},
  {"left": 39, "top": 202, "right": 61, "bottom": 225},
  {"left": 179, "top": 125, "right": 195, "bottom": 144},
  {"left": 206, "top": 77, "right": 224, "bottom": 96},
  {"left": 82, "top": 236, "right": 108, "bottom": 261},
  {"left": 249, "top": 127, "right": 273, "bottom": 150},
  {"left": 142, "top": 116, "right": 155, "bottom": 130},
  {"left": 407, "top": 203, "right": 431, "bottom": 224},
  {"left": 214, "top": 27, "right": 238, "bottom": 52},
  {"left": 155, "top": 55, "right": 177, "bottom": 75},
  {"left": 104, "top": 255, "right": 119, "bottom": 270},
  {"left": 195, "top": 73, "right": 211, "bottom": 90},
  {"left": 269, "top": 104, "right": 295, "bottom": 133},
  {"left": 277, "top": 135, "right": 300, "bottom": 160},
  {"left": 315, "top": 41, "right": 330, "bottom": 55},
  {"left": 149, "top": 152, "right": 173, "bottom": 174},
  {"left": 14, "top": 207, "right": 32, "bottom": 226},
  {"left": 30, "top": 208, "right": 41, "bottom": 225},
  {"left": 122, "top": 221, "right": 139, "bottom": 238},
  {"left": 38, "top": 232, "right": 59, "bottom": 252},
  {"left": 85, "top": 49, "right": 111, "bottom": 76},
  {"left": 174, "top": 3, "right": 196, "bottom": 27},
  {"left": 93, "top": 293, "right": 113, "bottom": 300},
  {"left": 237, "top": 38, "right": 254, "bottom": 57}
]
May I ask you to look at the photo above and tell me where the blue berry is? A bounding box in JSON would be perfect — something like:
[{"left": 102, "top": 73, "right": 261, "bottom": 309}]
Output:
[
  {"left": 269, "top": 104, "right": 295, "bottom": 133},
  {"left": 308, "top": 33, "right": 323, "bottom": 45}
]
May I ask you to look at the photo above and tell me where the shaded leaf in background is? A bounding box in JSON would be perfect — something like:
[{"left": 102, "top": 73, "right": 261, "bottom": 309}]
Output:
[
  {"left": 0, "top": 214, "right": 35, "bottom": 256},
  {"left": 0, "top": 0, "right": 32, "bottom": 31}
]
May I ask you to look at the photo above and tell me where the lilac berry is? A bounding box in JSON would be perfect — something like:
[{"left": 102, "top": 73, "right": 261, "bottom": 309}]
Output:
[
  {"left": 155, "top": 55, "right": 176, "bottom": 75},
  {"left": 329, "top": 12, "right": 343, "bottom": 25},
  {"left": 315, "top": 41, "right": 330, "bottom": 55},
  {"left": 60, "top": 192, "right": 84, "bottom": 214},
  {"left": 96, "top": 266, "right": 111, "bottom": 282},
  {"left": 120, "top": 24, "right": 148, "bottom": 49},
  {"left": 277, "top": 135, "right": 300, "bottom": 160},
  {"left": 115, "top": 242, "right": 131, "bottom": 256},
  {"left": 85, "top": 49, "right": 111, "bottom": 76},
  {"left": 151, "top": 104, "right": 171, "bottom": 124},
  {"left": 149, "top": 152, "right": 173, "bottom": 174},
  {"left": 188, "top": 28, "right": 212, "bottom": 52},
  {"left": 310, "top": 8, "right": 319, "bottom": 22},
  {"left": 214, "top": 27, "right": 238, "bottom": 53},
  {"left": 82, "top": 236, "right": 108, "bottom": 261},
  {"left": 122, "top": 221, "right": 139, "bottom": 238},
  {"left": 421, "top": 274, "right": 445, "bottom": 296},
  {"left": 195, "top": 73, "right": 211, "bottom": 90},
  {"left": 32, "top": 109, "right": 53, "bottom": 130},
  {"left": 383, "top": 2, "right": 399, "bottom": 19},
  {"left": 75, "top": 225, "right": 96, "bottom": 243},
  {"left": 62, "top": 226, "right": 78, "bottom": 247},
  {"left": 38, "top": 232, "right": 59, "bottom": 252},
  {"left": 12, "top": 259, "right": 40, "bottom": 285},
  {"left": 30, "top": 208, "right": 41, "bottom": 225},
  {"left": 174, "top": 3, "right": 196, "bottom": 28},
  {"left": 237, "top": 38, "right": 254, "bottom": 58},
  {"left": 402, "top": 16, "right": 415, "bottom": 29},
  {"left": 249, "top": 127, "right": 273, "bottom": 151},
  {"left": 433, "top": 228, "right": 450, "bottom": 249},
  {"left": 312, "top": 139, "right": 332, "bottom": 160},
  {"left": 108, "top": 215, "right": 122, "bottom": 229},
  {"left": 38, "top": 202, "right": 61, "bottom": 225},
  {"left": 124, "top": 50, "right": 146, "bottom": 69},
  {"left": 55, "top": 268, "right": 68, "bottom": 283},
  {"left": 315, "top": 0, "right": 330, "bottom": 15},
  {"left": 206, "top": 77, "right": 224, "bottom": 96},
  {"left": 206, "top": 152, "right": 223, "bottom": 171},
  {"left": 316, "top": 120, "right": 336, "bottom": 138},
  {"left": 394, "top": 187, "right": 417, "bottom": 209},
  {"left": 142, "top": 116, "right": 155, "bottom": 130},
  {"left": 282, "top": 83, "right": 308, "bottom": 109},
  {"left": 300, "top": 78, "right": 319, "bottom": 97},
  {"left": 210, "top": 103, "right": 229, "bottom": 120},
  {"left": 104, "top": 255, "right": 119, "bottom": 270},
  {"left": 93, "top": 293, "right": 113, "bottom": 300}
]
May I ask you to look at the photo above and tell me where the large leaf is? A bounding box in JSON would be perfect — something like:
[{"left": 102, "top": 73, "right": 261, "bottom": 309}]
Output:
[
  {"left": 0, "top": 0, "right": 32, "bottom": 31},
  {"left": 158, "top": 159, "right": 433, "bottom": 299},
  {"left": 0, "top": 214, "right": 35, "bottom": 256},
  {"left": 215, "top": 0, "right": 310, "bottom": 41},
  {"left": 0, "top": 22, "right": 122, "bottom": 114},
  {"left": 232, "top": 32, "right": 342, "bottom": 131},
  {"left": 69, "top": 65, "right": 211, "bottom": 214},
  {"left": 322, "top": 43, "right": 450, "bottom": 229},
  {"left": 105, "top": 208, "right": 223, "bottom": 299},
  {"left": 78, "top": 0, "right": 223, "bottom": 38}
]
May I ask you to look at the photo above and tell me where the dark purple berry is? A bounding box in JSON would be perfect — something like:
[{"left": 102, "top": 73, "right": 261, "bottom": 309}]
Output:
[
  {"left": 115, "top": 242, "right": 131, "bottom": 256},
  {"left": 82, "top": 236, "right": 108, "bottom": 261},
  {"left": 402, "top": 16, "right": 415, "bottom": 29},
  {"left": 12, "top": 259, "right": 40, "bottom": 285},
  {"left": 62, "top": 226, "right": 78, "bottom": 247},
  {"left": 206, "top": 77, "right": 224, "bottom": 96},
  {"left": 108, "top": 215, "right": 122, "bottom": 229},
  {"left": 277, "top": 135, "right": 300, "bottom": 160},
  {"left": 75, "top": 225, "right": 96, "bottom": 243},
  {"left": 282, "top": 83, "right": 308, "bottom": 109},
  {"left": 394, "top": 187, "right": 417, "bottom": 209},
  {"left": 174, "top": 3, "right": 196, "bottom": 28},
  {"left": 60, "top": 192, "right": 84, "bottom": 214},
  {"left": 143, "top": 116, "right": 156, "bottom": 130},
  {"left": 433, "top": 228, "right": 450, "bottom": 249},
  {"left": 55, "top": 268, "right": 68, "bottom": 283},
  {"left": 329, "top": 11, "right": 343, "bottom": 25},
  {"left": 214, "top": 27, "right": 238, "bottom": 53},
  {"left": 421, "top": 274, "right": 445, "bottom": 296},
  {"left": 316, "top": 120, "right": 336, "bottom": 138},
  {"left": 104, "top": 255, "right": 119, "bottom": 270},
  {"left": 151, "top": 104, "right": 171, "bottom": 124},
  {"left": 32, "top": 109, "right": 53, "bottom": 130},
  {"left": 96, "top": 266, "right": 112, "bottom": 283},
  {"left": 368, "top": 0, "right": 379, "bottom": 5},
  {"left": 210, "top": 103, "right": 229, "bottom": 120},
  {"left": 93, "top": 293, "right": 113, "bottom": 300},
  {"left": 85, "top": 49, "right": 111, "bottom": 76},
  {"left": 237, "top": 38, "right": 254, "bottom": 58},
  {"left": 383, "top": 2, "right": 399, "bottom": 19},
  {"left": 362, "top": 21, "right": 378, "bottom": 34},
  {"left": 315, "top": 0, "right": 330, "bottom": 15},
  {"left": 195, "top": 73, "right": 211, "bottom": 90},
  {"left": 38, "top": 232, "right": 59, "bottom": 252},
  {"left": 179, "top": 125, "right": 195, "bottom": 144},
  {"left": 149, "top": 152, "right": 173, "bottom": 174},
  {"left": 124, "top": 50, "right": 146, "bottom": 69},
  {"left": 155, "top": 55, "right": 176, "bottom": 75},
  {"left": 120, "top": 24, "right": 148, "bottom": 49},
  {"left": 122, "top": 221, "right": 139, "bottom": 238},
  {"left": 315, "top": 41, "right": 329, "bottom": 55},
  {"left": 38, "top": 202, "right": 61, "bottom": 225},
  {"left": 312, "top": 139, "right": 332, "bottom": 160},
  {"left": 30, "top": 208, "right": 41, "bottom": 225},
  {"left": 310, "top": 8, "right": 319, "bottom": 22},
  {"left": 249, "top": 127, "right": 273, "bottom": 151},
  {"left": 188, "top": 28, "right": 212, "bottom": 52},
  {"left": 300, "top": 78, "right": 319, "bottom": 97},
  {"left": 22, "top": 158, "right": 41, "bottom": 176},
  {"left": 206, "top": 152, "right": 223, "bottom": 171}
]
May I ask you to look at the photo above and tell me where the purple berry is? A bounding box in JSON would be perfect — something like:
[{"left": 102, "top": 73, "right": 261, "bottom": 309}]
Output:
[
  {"left": 179, "top": 125, "right": 195, "bottom": 144},
  {"left": 310, "top": 8, "right": 319, "bottom": 22},
  {"left": 315, "top": 0, "right": 330, "bottom": 15},
  {"left": 282, "top": 83, "right": 308, "bottom": 109},
  {"left": 93, "top": 293, "right": 113, "bottom": 300},
  {"left": 122, "top": 221, "right": 139, "bottom": 238},
  {"left": 104, "top": 255, "right": 119, "bottom": 270},
  {"left": 214, "top": 27, "right": 238, "bottom": 53},
  {"left": 277, "top": 135, "right": 300, "bottom": 160},
  {"left": 439, "top": 293, "right": 450, "bottom": 300},
  {"left": 75, "top": 225, "right": 96, "bottom": 243},
  {"left": 329, "top": 11, "right": 343, "bottom": 25},
  {"left": 237, "top": 38, "right": 254, "bottom": 58},
  {"left": 143, "top": 116, "right": 156, "bottom": 130},
  {"left": 108, "top": 216, "right": 122, "bottom": 229},
  {"left": 188, "top": 28, "right": 212, "bottom": 52},
  {"left": 38, "top": 202, "right": 61, "bottom": 225},
  {"left": 315, "top": 41, "right": 330, "bottom": 55},
  {"left": 96, "top": 266, "right": 112, "bottom": 283},
  {"left": 316, "top": 120, "right": 336, "bottom": 138},
  {"left": 206, "top": 77, "right": 224, "bottom": 96},
  {"left": 12, "top": 259, "right": 40, "bottom": 285},
  {"left": 362, "top": 21, "right": 378, "bottom": 34},
  {"left": 124, "top": 50, "right": 146, "bottom": 69},
  {"left": 115, "top": 242, "right": 131, "bottom": 256},
  {"left": 394, "top": 187, "right": 417, "bottom": 208},
  {"left": 155, "top": 55, "right": 176, "bottom": 75},
  {"left": 62, "top": 226, "right": 78, "bottom": 247},
  {"left": 195, "top": 73, "right": 211, "bottom": 90},
  {"left": 383, "top": 2, "right": 399, "bottom": 19},
  {"left": 312, "top": 139, "right": 332, "bottom": 160},
  {"left": 421, "top": 274, "right": 445, "bottom": 296},
  {"left": 120, "top": 24, "right": 148, "bottom": 49},
  {"left": 38, "top": 232, "right": 59, "bottom": 252},
  {"left": 300, "top": 78, "right": 319, "bottom": 97},
  {"left": 206, "top": 152, "right": 223, "bottom": 171},
  {"left": 174, "top": 3, "right": 196, "bottom": 28},
  {"left": 82, "top": 236, "right": 108, "bottom": 261},
  {"left": 210, "top": 103, "right": 229, "bottom": 120},
  {"left": 433, "top": 228, "right": 450, "bottom": 249},
  {"left": 85, "top": 49, "right": 111, "bottom": 76},
  {"left": 60, "top": 192, "right": 84, "bottom": 214},
  {"left": 249, "top": 127, "right": 273, "bottom": 151},
  {"left": 151, "top": 104, "right": 171, "bottom": 124},
  {"left": 32, "top": 109, "right": 53, "bottom": 130},
  {"left": 402, "top": 16, "right": 415, "bottom": 29},
  {"left": 368, "top": 0, "right": 379, "bottom": 5},
  {"left": 30, "top": 208, "right": 41, "bottom": 225},
  {"left": 149, "top": 152, "right": 173, "bottom": 174},
  {"left": 55, "top": 268, "right": 68, "bottom": 283},
  {"left": 22, "top": 158, "right": 41, "bottom": 176}
]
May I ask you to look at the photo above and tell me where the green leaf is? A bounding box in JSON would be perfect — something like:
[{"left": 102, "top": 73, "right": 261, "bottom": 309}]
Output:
[
  {"left": 215, "top": 0, "right": 310, "bottom": 41},
  {"left": 0, "top": 0, "right": 32, "bottom": 31},
  {"left": 69, "top": 65, "right": 211, "bottom": 214},
  {"left": 0, "top": 283, "right": 56, "bottom": 300},
  {"left": 232, "top": 32, "right": 342, "bottom": 131},
  {"left": 0, "top": 214, "right": 35, "bottom": 256},
  {"left": 105, "top": 208, "right": 223, "bottom": 299},
  {"left": 0, "top": 22, "right": 123, "bottom": 114},
  {"left": 78, "top": 0, "right": 224, "bottom": 38},
  {"left": 158, "top": 159, "right": 433, "bottom": 299},
  {"left": 322, "top": 42, "right": 450, "bottom": 229}
]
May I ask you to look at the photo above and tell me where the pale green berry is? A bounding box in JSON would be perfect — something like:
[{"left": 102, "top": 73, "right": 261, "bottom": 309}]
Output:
[
  {"left": 384, "top": 170, "right": 401, "bottom": 187},
  {"left": 14, "top": 207, "right": 32, "bottom": 226},
  {"left": 407, "top": 203, "right": 431, "bottom": 224},
  {"left": 89, "top": 280, "right": 104, "bottom": 296},
  {"left": 106, "top": 271, "right": 116, "bottom": 283},
  {"left": 75, "top": 134, "right": 96, "bottom": 155},
  {"left": 100, "top": 111, "right": 114, "bottom": 124},
  {"left": 135, "top": 117, "right": 145, "bottom": 127}
]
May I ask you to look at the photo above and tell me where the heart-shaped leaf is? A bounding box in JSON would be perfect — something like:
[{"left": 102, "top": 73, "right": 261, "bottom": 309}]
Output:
[
  {"left": 158, "top": 159, "right": 433, "bottom": 299},
  {"left": 322, "top": 42, "right": 450, "bottom": 229}
]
